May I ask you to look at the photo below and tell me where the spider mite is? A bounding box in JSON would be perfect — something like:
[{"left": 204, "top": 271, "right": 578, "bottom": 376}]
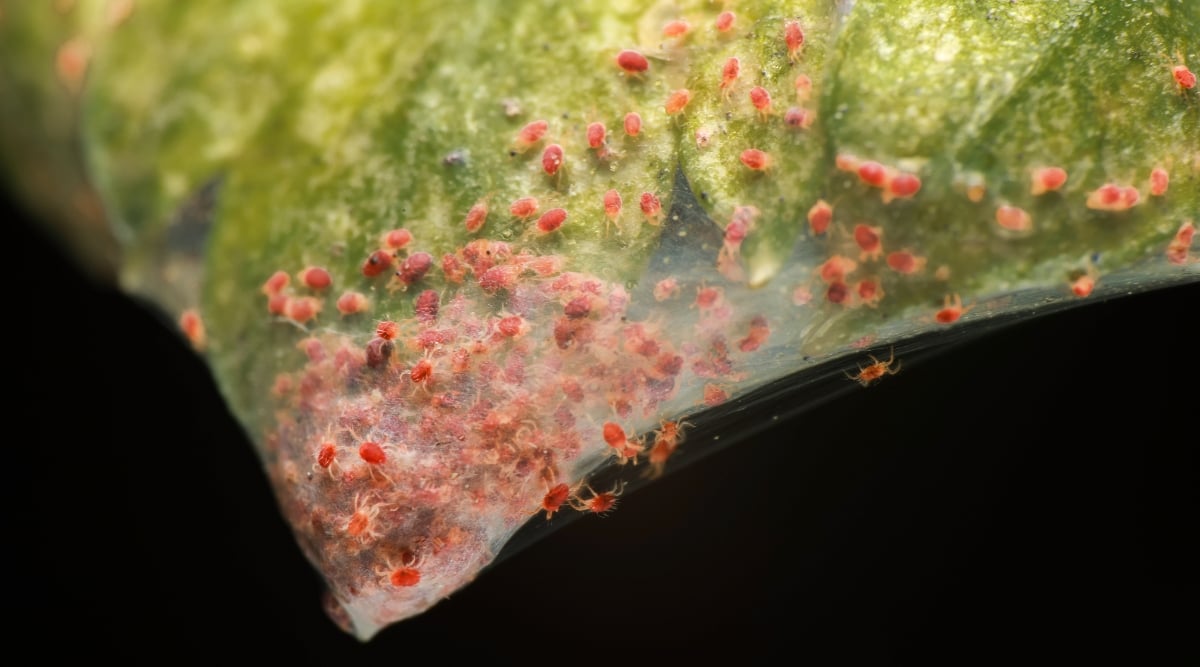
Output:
[
  {"left": 886, "top": 250, "right": 927, "bottom": 274},
  {"left": 665, "top": 89, "right": 692, "bottom": 115},
  {"left": 715, "top": 10, "right": 736, "bottom": 33},
  {"left": 663, "top": 19, "right": 690, "bottom": 39},
  {"left": 845, "top": 348, "right": 901, "bottom": 387},
  {"left": 534, "top": 207, "right": 568, "bottom": 235},
  {"left": 1149, "top": 168, "right": 1169, "bottom": 197},
  {"left": 382, "top": 551, "right": 425, "bottom": 587},
  {"left": 514, "top": 119, "right": 549, "bottom": 151},
  {"left": 653, "top": 277, "right": 680, "bottom": 301},
  {"left": 1070, "top": 272, "right": 1096, "bottom": 298},
  {"left": 1086, "top": 183, "right": 1139, "bottom": 211},
  {"left": 414, "top": 289, "right": 439, "bottom": 325},
  {"left": 395, "top": 251, "right": 434, "bottom": 287},
  {"left": 738, "top": 315, "right": 770, "bottom": 352},
  {"left": 463, "top": 199, "right": 489, "bottom": 233},
  {"left": 178, "top": 309, "right": 206, "bottom": 351},
  {"left": 1166, "top": 220, "right": 1195, "bottom": 265},
  {"left": 616, "top": 49, "right": 650, "bottom": 75},
  {"left": 624, "top": 111, "right": 642, "bottom": 137},
  {"left": 359, "top": 440, "right": 387, "bottom": 465},
  {"left": 570, "top": 481, "right": 626, "bottom": 515},
  {"left": 853, "top": 223, "right": 883, "bottom": 261},
  {"left": 646, "top": 420, "right": 691, "bottom": 479},
  {"left": 284, "top": 296, "right": 321, "bottom": 324},
  {"left": 541, "top": 483, "right": 571, "bottom": 519},
  {"left": 510, "top": 196, "right": 540, "bottom": 219},
  {"left": 408, "top": 358, "right": 434, "bottom": 388},
  {"left": 365, "top": 337, "right": 394, "bottom": 368},
  {"left": 785, "top": 20, "right": 804, "bottom": 62},
  {"left": 884, "top": 172, "right": 921, "bottom": 202},
  {"left": 856, "top": 278, "right": 884, "bottom": 307},
  {"left": 361, "top": 249, "right": 394, "bottom": 277},
  {"left": 315, "top": 442, "right": 338, "bottom": 475},
  {"left": 1170, "top": 51, "right": 1196, "bottom": 91},
  {"left": 995, "top": 205, "right": 1033, "bottom": 235},
  {"left": 826, "top": 280, "right": 849, "bottom": 305},
  {"left": 640, "top": 191, "right": 663, "bottom": 224},
  {"left": 784, "top": 106, "right": 813, "bottom": 129},
  {"left": 703, "top": 383, "right": 728, "bottom": 406},
  {"left": 603, "top": 189, "right": 622, "bottom": 234},
  {"left": 603, "top": 421, "right": 644, "bottom": 464},
  {"left": 807, "top": 199, "right": 833, "bottom": 235},
  {"left": 382, "top": 228, "right": 413, "bottom": 250},
  {"left": 720, "top": 57, "right": 740, "bottom": 98},
  {"left": 296, "top": 266, "right": 331, "bottom": 290},
  {"left": 934, "top": 293, "right": 971, "bottom": 324},
  {"left": 818, "top": 255, "right": 858, "bottom": 283},
  {"left": 1030, "top": 166, "right": 1068, "bottom": 195},
  {"left": 740, "top": 148, "right": 772, "bottom": 171},
  {"left": 794, "top": 74, "right": 813, "bottom": 101},
  {"left": 262, "top": 270, "right": 289, "bottom": 295},
  {"left": 542, "top": 143, "right": 564, "bottom": 176},
  {"left": 346, "top": 492, "right": 393, "bottom": 542},
  {"left": 856, "top": 160, "right": 888, "bottom": 188},
  {"left": 586, "top": 122, "right": 606, "bottom": 150},
  {"left": 749, "top": 86, "right": 772, "bottom": 119},
  {"left": 335, "top": 290, "right": 369, "bottom": 315}
]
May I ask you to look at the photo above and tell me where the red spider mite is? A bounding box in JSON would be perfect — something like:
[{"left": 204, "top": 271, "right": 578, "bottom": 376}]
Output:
[
  {"left": 362, "top": 249, "right": 394, "bottom": 277},
  {"left": 738, "top": 315, "right": 770, "bottom": 352},
  {"left": 542, "top": 483, "right": 571, "bottom": 519},
  {"left": 887, "top": 172, "right": 921, "bottom": 199},
  {"left": 616, "top": 49, "right": 649, "bottom": 74},
  {"left": 1173, "top": 64, "right": 1196, "bottom": 90},
  {"left": 336, "top": 291, "right": 369, "bottom": 315},
  {"left": 497, "top": 314, "right": 527, "bottom": 337},
  {"left": 390, "top": 567, "right": 421, "bottom": 587},
  {"left": 1086, "top": 183, "right": 1139, "bottom": 211},
  {"left": 784, "top": 106, "right": 812, "bottom": 128},
  {"left": 819, "top": 255, "right": 858, "bottom": 283},
  {"left": 1166, "top": 220, "right": 1195, "bottom": 265},
  {"left": 571, "top": 482, "right": 625, "bottom": 515},
  {"left": 795, "top": 74, "right": 813, "bottom": 101},
  {"left": 665, "top": 89, "right": 692, "bottom": 115},
  {"left": 640, "top": 192, "right": 662, "bottom": 223},
  {"left": 654, "top": 277, "right": 680, "bottom": 301},
  {"left": 703, "top": 383, "right": 728, "bottom": 406},
  {"left": 535, "top": 207, "right": 568, "bottom": 234},
  {"left": 542, "top": 143, "right": 564, "bottom": 176},
  {"left": 179, "top": 309, "right": 206, "bottom": 350},
  {"left": 720, "top": 57, "right": 740, "bottom": 94},
  {"left": 359, "top": 441, "right": 387, "bottom": 465},
  {"left": 376, "top": 320, "right": 400, "bottom": 340},
  {"left": 586, "top": 122, "right": 606, "bottom": 149},
  {"left": 663, "top": 19, "right": 691, "bottom": 38},
  {"left": 934, "top": 294, "right": 970, "bottom": 324},
  {"left": 995, "top": 205, "right": 1033, "bottom": 233},
  {"left": 603, "top": 189, "right": 622, "bottom": 230},
  {"left": 516, "top": 119, "right": 549, "bottom": 147},
  {"left": 409, "top": 358, "right": 433, "bottom": 385},
  {"left": 262, "top": 269, "right": 289, "bottom": 295},
  {"left": 853, "top": 223, "right": 883, "bottom": 260},
  {"left": 1071, "top": 273, "right": 1095, "bottom": 298},
  {"left": 887, "top": 250, "right": 927, "bottom": 274},
  {"left": 715, "top": 10, "right": 735, "bottom": 33},
  {"left": 1030, "top": 166, "right": 1068, "bottom": 195},
  {"left": 396, "top": 251, "right": 433, "bottom": 286},
  {"left": 1149, "top": 168, "right": 1169, "bottom": 197},
  {"left": 785, "top": 20, "right": 804, "bottom": 61},
  {"left": 845, "top": 348, "right": 901, "bottom": 387},
  {"left": 826, "top": 280, "right": 849, "bottom": 305},
  {"left": 382, "top": 228, "right": 413, "bottom": 250},
  {"left": 749, "top": 86, "right": 771, "bottom": 118},
  {"left": 464, "top": 200, "right": 488, "bottom": 233},
  {"left": 740, "top": 148, "right": 771, "bottom": 171},
  {"left": 414, "top": 289, "right": 439, "bottom": 324},
  {"left": 510, "top": 196, "right": 540, "bottom": 218},
  {"left": 285, "top": 296, "right": 321, "bottom": 323},
  {"left": 807, "top": 199, "right": 833, "bottom": 235},
  {"left": 857, "top": 278, "right": 884, "bottom": 307},
  {"left": 624, "top": 111, "right": 642, "bottom": 136},
  {"left": 298, "top": 266, "right": 332, "bottom": 290},
  {"left": 317, "top": 443, "right": 336, "bottom": 469},
  {"left": 267, "top": 293, "right": 288, "bottom": 315},
  {"left": 857, "top": 161, "right": 888, "bottom": 187}
]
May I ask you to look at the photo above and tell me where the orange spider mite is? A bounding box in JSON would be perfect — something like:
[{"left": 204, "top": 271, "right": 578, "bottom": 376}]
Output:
[{"left": 846, "top": 348, "right": 901, "bottom": 387}]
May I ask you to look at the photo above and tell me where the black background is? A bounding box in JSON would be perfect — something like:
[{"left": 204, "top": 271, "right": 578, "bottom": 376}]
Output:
[{"left": 9, "top": 185, "right": 1197, "bottom": 664}]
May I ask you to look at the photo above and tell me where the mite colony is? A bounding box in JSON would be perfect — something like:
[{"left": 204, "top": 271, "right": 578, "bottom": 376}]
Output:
[{"left": 174, "top": 6, "right": 1197, "bottom": 637}]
